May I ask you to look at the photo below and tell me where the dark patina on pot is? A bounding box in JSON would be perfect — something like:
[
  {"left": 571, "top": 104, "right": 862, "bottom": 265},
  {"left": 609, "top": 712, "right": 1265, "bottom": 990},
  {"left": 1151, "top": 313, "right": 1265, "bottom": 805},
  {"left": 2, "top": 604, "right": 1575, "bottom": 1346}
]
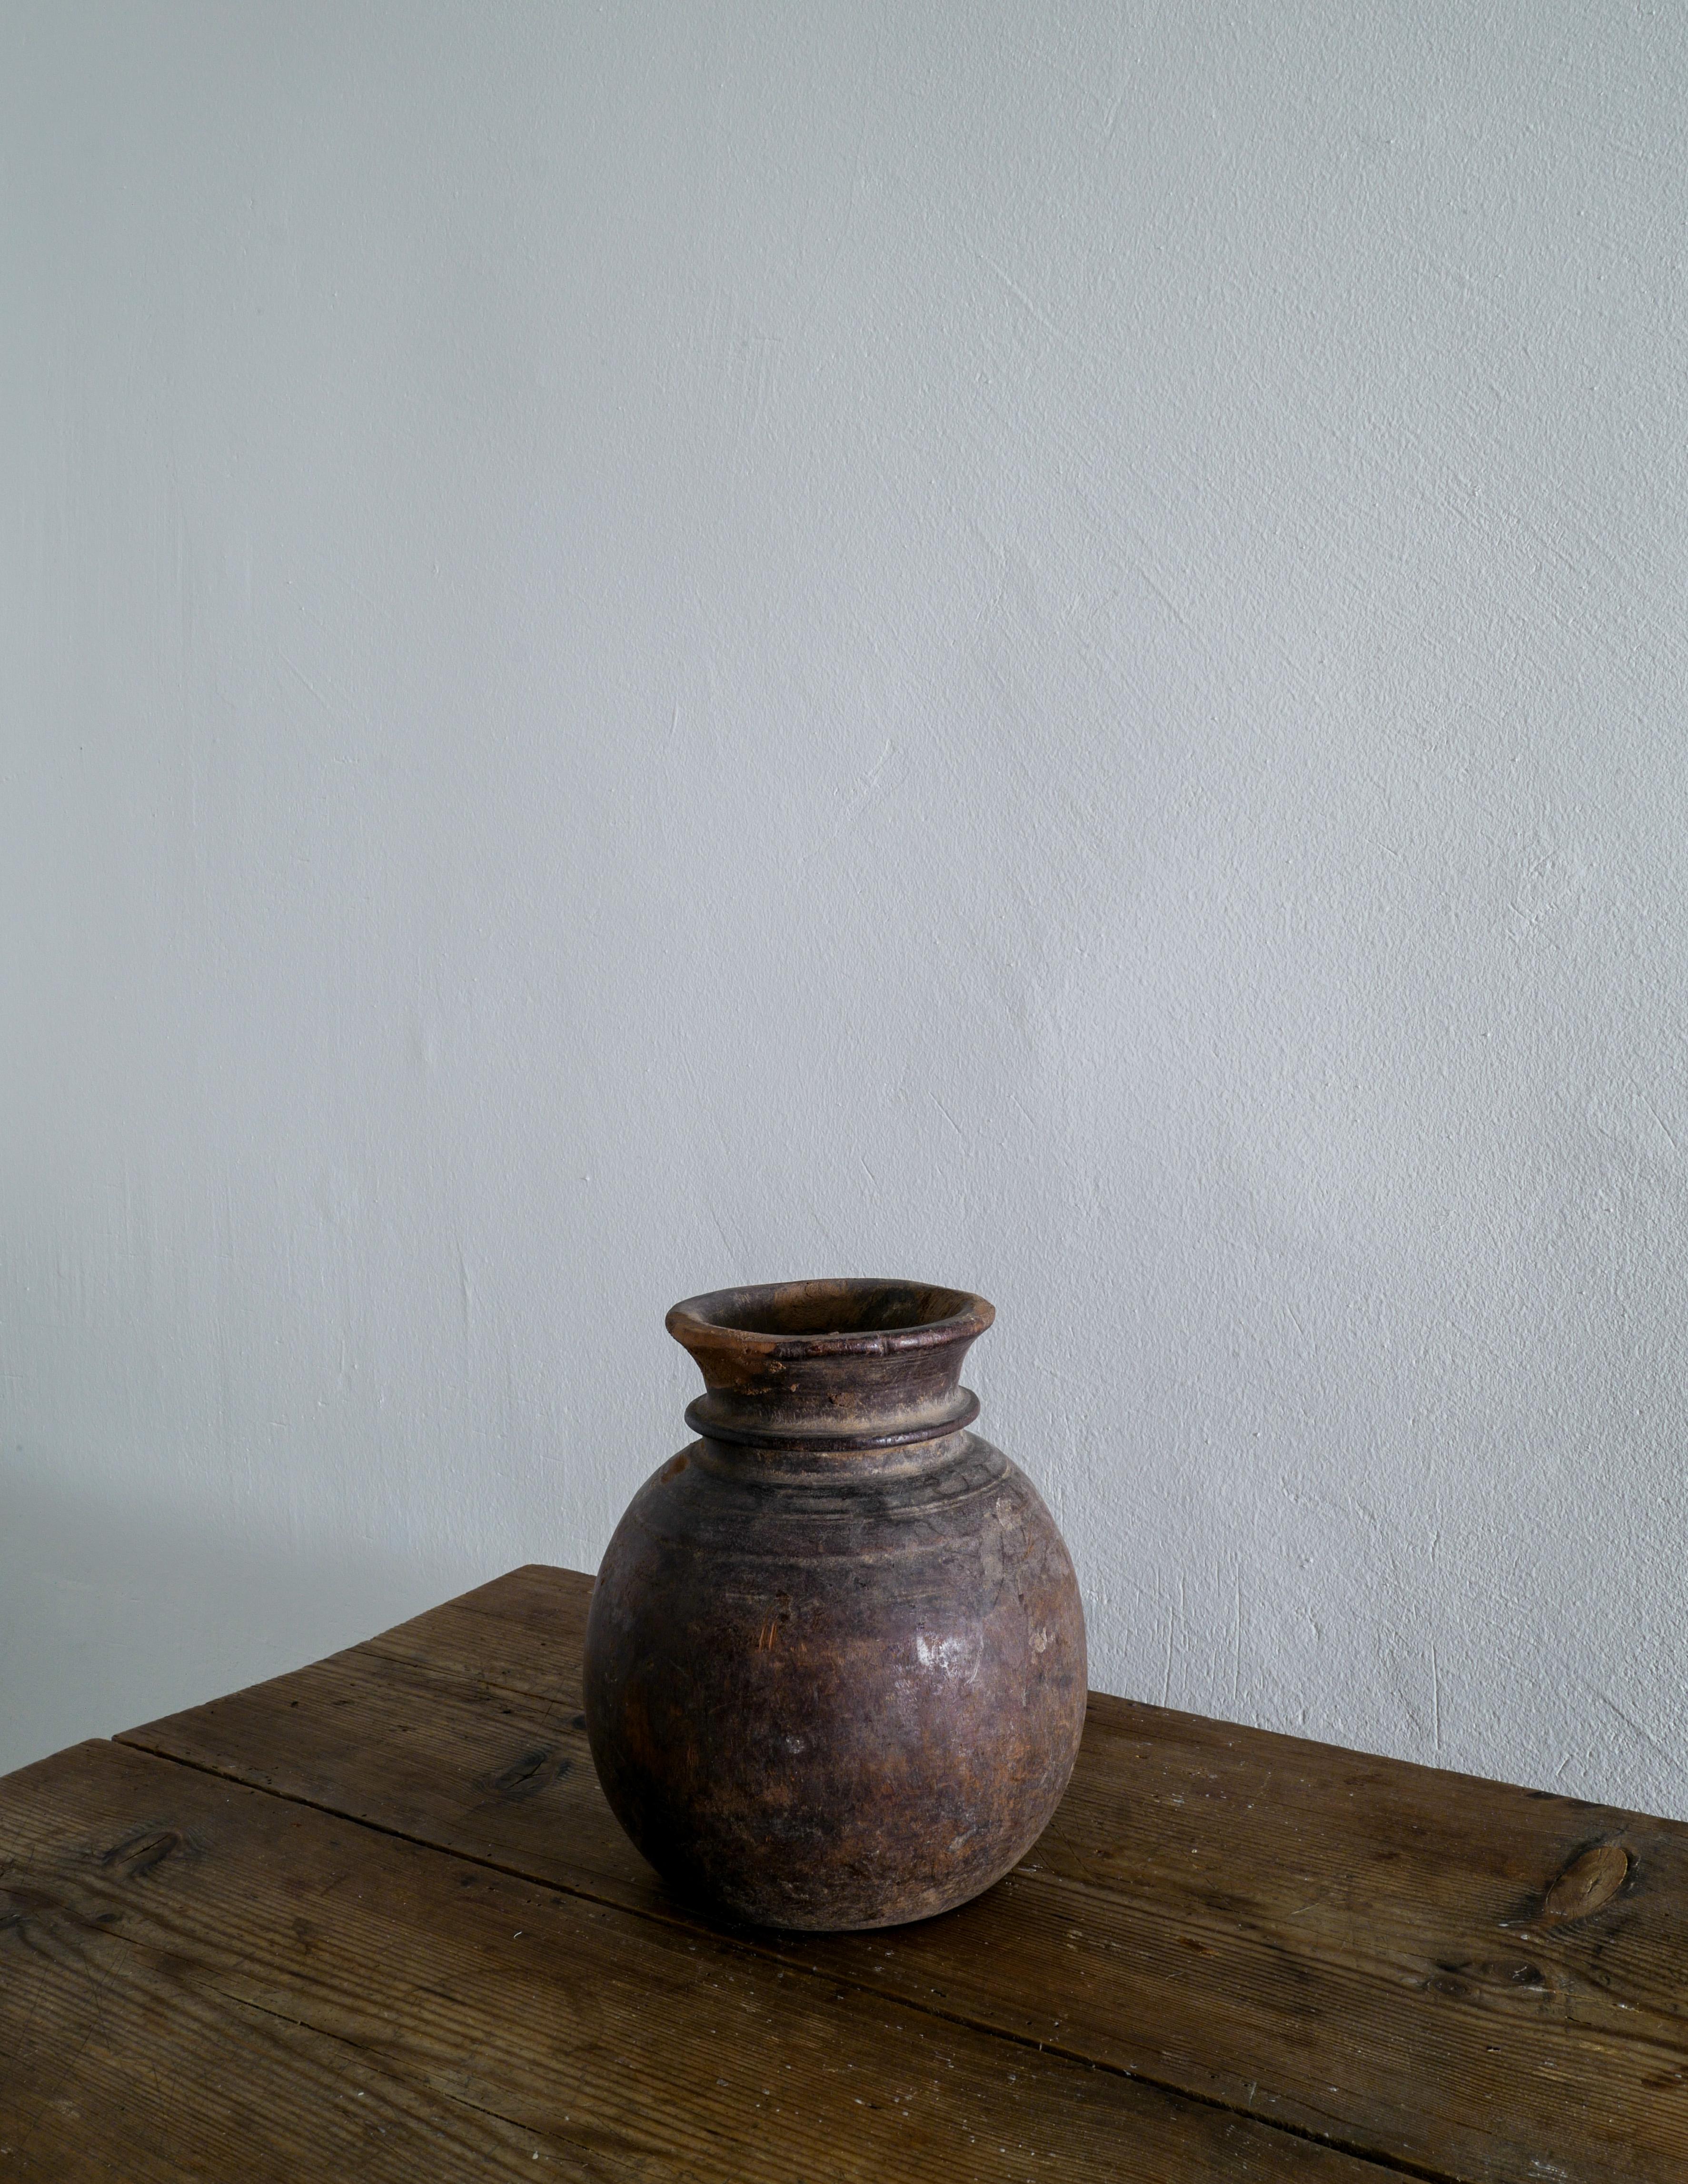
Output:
[{"left": 582, "top": 1278, "right": 1087, "bottom": 1931}]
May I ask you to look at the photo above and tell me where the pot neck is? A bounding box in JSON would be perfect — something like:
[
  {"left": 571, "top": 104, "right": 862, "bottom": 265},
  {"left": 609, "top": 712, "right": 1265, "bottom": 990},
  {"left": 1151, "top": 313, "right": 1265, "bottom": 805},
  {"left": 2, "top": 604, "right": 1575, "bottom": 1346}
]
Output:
[
  {"left": 689, "top": 1426, "right": 979, "bottom": 1485},
  {"left": 667, "top": 1277, "right": 993, "bottom": 1454}
]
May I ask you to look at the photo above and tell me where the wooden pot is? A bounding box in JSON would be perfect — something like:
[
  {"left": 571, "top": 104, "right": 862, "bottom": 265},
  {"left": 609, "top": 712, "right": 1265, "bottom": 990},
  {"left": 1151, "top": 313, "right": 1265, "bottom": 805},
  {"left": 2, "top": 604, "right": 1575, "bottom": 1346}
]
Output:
[{"left": 582, "top": 1278, "right": 1087, "bottom": 1930}]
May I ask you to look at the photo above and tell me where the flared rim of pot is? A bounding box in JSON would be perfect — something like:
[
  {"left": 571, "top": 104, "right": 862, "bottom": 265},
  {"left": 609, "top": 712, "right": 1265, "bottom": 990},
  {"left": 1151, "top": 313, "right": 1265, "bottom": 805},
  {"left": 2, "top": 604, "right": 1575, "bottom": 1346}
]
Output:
[{"left": 666, "top": 1277, "right": 994, "bottom": 1362}]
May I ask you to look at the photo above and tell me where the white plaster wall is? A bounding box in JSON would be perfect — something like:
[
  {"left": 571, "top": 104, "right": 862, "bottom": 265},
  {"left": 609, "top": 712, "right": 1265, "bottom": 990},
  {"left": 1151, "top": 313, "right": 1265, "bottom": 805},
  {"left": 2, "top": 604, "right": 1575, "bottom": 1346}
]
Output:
[{"left": 4, "top": 1, "right": 1687, "bottom": 1809}]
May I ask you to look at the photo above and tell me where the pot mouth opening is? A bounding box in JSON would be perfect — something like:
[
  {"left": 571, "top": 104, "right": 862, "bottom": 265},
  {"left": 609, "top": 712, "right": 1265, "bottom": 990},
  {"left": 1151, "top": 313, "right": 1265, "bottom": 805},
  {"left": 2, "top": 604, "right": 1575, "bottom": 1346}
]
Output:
[{"left": 667, "top": 1278, "right": 993, "bottom": 1355}]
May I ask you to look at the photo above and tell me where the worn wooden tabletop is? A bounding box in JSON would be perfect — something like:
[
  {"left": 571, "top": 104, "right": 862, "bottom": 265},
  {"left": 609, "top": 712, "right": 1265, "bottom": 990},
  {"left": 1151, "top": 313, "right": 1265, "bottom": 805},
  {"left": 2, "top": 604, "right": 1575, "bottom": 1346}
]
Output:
[{"left": 1, "top": 1565, "right": 1683, "bottom": 2180}]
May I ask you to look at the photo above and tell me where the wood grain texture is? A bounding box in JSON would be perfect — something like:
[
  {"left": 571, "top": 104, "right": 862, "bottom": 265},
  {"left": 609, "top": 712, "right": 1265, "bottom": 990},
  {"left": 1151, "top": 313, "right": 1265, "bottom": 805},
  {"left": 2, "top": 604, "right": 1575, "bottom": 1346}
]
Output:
[
  {"left": 0, "top": 1738, "right": 1381, "bottom": 2182},
  {"left": 122, "top": 1565, "right": 1688, "bottom": 2183}
]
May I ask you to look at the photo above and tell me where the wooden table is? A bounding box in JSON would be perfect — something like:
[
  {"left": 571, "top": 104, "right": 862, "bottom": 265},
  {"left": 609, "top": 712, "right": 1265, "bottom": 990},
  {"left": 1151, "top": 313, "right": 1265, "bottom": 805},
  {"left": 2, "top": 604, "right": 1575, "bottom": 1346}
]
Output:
[{"left": 2, "top": 1566, "right": 1683, "bottom": 2180}]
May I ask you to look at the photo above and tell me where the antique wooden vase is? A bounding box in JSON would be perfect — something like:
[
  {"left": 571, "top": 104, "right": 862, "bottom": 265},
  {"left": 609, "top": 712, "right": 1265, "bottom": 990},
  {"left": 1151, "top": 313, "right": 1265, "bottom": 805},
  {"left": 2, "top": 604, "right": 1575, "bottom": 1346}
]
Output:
[{"left": 582, "top": 1278, "right": 1087, "bottom": 1930}]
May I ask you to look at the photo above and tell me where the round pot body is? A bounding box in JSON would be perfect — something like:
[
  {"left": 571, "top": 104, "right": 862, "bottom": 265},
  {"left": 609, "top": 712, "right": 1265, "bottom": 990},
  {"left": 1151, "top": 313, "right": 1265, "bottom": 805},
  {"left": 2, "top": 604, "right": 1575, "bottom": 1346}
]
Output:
[{"left": 583, "top": 1279, "right": 1087, "bottom": 1931}]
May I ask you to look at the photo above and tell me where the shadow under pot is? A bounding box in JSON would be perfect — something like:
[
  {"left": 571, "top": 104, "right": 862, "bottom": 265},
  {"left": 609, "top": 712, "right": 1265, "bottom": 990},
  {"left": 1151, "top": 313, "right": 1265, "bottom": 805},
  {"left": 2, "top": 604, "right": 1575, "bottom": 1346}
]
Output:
[{"left": 582, "top": 1277, "right": 1087, "bottom": 1931}]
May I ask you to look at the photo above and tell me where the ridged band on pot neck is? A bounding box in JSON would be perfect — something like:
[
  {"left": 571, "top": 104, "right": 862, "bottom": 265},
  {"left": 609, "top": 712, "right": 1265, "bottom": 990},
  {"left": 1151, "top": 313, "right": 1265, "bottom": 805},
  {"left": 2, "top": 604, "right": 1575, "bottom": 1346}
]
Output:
[{"left": 667, "top": 1278, "right": 993, "bottom": 1452}]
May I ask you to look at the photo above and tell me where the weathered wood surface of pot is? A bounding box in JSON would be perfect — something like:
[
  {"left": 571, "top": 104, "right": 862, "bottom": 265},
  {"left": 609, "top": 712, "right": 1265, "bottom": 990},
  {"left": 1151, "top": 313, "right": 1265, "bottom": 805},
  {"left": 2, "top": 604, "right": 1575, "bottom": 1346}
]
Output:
[
  {"left": 584, "top": 1279, "right": 1087, "bottom": 1929},
  {"left": 3, "top": 1563, "right": 1686, "bottom": 2180}
]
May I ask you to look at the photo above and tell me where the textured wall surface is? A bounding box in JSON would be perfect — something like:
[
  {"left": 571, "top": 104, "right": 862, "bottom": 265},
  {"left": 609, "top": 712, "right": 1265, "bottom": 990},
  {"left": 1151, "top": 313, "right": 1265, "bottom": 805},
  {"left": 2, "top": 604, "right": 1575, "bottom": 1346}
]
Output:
[{"left": 5, "top": 2, "right": 1687, "bottom": 1808}]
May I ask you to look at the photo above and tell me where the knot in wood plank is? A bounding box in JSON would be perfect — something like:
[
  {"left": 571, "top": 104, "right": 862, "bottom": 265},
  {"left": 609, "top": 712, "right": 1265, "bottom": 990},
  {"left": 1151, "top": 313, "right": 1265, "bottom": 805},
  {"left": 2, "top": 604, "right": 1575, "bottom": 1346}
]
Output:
[
  {"left": 1542, "top": 1842, "right": 1629, "bottom": 1922},
  {"left": 96, "top": 1825, "right": 185, "bottom": 1879}
]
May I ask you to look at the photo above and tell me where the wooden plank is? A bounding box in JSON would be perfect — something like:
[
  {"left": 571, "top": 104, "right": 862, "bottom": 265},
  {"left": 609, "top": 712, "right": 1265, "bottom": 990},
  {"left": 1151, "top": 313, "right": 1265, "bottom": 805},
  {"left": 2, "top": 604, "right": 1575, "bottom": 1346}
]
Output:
[
  {"left": 0, "top": 1739, "right": 1385, "bottom": 2183},
  {"left": 121, "top": 1564, "right": 1688, "bottom": 2183}
]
